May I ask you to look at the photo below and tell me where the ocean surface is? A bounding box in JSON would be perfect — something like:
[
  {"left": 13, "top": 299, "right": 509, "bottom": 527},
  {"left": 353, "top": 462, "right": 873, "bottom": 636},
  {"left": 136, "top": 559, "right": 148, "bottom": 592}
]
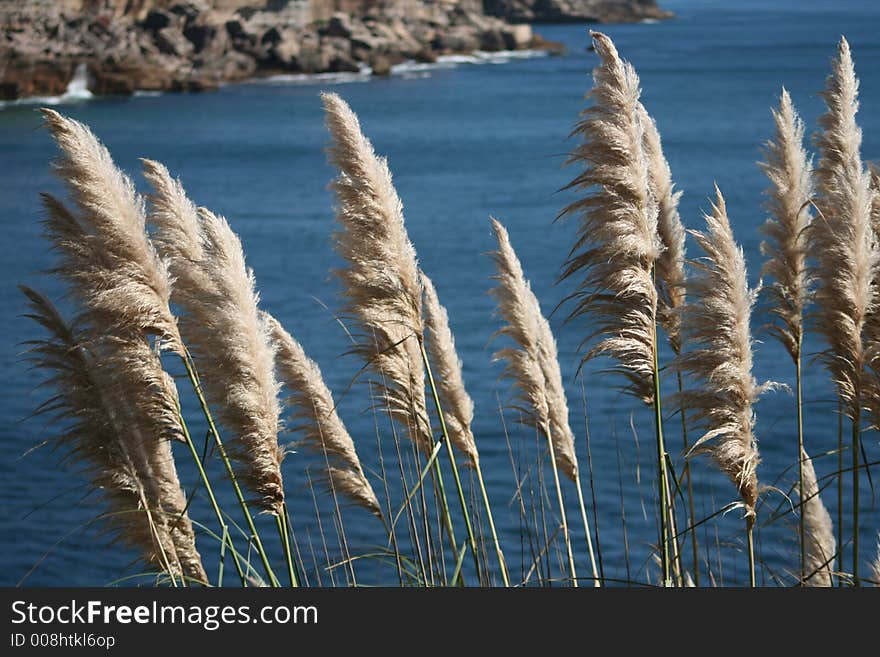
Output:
[{"left": 1, "top": 0, "right": 879, "bottom": 587}]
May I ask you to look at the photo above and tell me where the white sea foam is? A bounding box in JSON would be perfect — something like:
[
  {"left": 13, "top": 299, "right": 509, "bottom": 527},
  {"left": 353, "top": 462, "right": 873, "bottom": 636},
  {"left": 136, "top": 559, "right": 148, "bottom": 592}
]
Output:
[
  {"left": 2, "top": 48, "right": 549, "bottom": 106},
  {"left": 262, "top": 49, "right": 548, "bottom": 85},
  {"left": 261, "top": 64, "right": 373, "bottom": 86}
]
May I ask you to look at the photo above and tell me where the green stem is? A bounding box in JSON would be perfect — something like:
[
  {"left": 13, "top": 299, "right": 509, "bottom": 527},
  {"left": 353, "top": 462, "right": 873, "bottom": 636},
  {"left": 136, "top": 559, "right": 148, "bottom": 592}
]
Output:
[
  {"left": 178, "top": 409, "right": 247, "bottom": 586},
  {"left": 276, "top": 511, "right": 297, "bottom": 587},
  {"left": 545, "top": 423, "right": 578, "bottom": 587},
  {"left": 837, "top": 398, "right": 844, "bottom": 582},
  {"left": 652, "top": 326, "right": 671, "bottom": 587},
  {"left": 664, "top": 456, "right": 683, "bottom": 586},
  {"left": 852, "top": 411, "right": 860, "bottom": 586},
  {"left": 574, "top": 473, "right": 600, "bottom": 587},
  {"left": 181, "top": 352, "right": 280, "bottom": 587},
  {"left": 428, "top": 457, "right": 462, "bottom": 585},
  {"left": 795, "top": 352, "right": 805, "bottom": 585},
  {"left": 420, "top": 339, "right": 482, "bottom": 584},
  {"left": 676, "top": 369, "right": 699, "bottom": 586},
  {"left": 474, "top": 459, "right": 511, "bottom": 586},
  {"left": 746, "top": 517, "right": 756, "bottom": 588}
]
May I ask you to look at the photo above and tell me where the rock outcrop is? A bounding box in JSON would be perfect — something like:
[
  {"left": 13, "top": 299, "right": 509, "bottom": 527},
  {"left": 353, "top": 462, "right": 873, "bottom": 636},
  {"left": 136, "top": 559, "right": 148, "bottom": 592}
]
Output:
[
  {"left": 484, "top": 0, "right": 670, "bottom": 23},
  {"left": 0, "top": 0, "right": 669, "bottom": 100}
]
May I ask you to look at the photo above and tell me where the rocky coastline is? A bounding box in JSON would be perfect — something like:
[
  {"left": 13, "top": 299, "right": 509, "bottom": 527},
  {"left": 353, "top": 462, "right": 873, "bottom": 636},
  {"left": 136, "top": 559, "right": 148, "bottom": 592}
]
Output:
[{"left": 0, "top": 1, "right": 669, "bottom": 101}]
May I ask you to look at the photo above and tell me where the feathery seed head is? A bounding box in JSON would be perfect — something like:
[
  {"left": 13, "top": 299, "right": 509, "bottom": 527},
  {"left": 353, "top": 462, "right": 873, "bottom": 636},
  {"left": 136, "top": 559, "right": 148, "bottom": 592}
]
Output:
[
  {"left": 420, "top": 272, "right": 479, "bottom": 466},
  {"left": 800, "top": 449, "right": 836, "bottom": 586},
  {"left": 144, "top": 162, "right": 286, "bottom": 515},
  {"left": 561, "top": 32, "right": 659, "bottom": 404},
  {"left": 265, "top": 312, "right": 381, "bottom": 517},
  {"left": 322, "top": 92, "right": 430, "bottom": 450},
  {"left": 41, "top": 109, "right": 182, "bottom": 353},
  {"left": 677, "top": 188, "right": 767, "bottom": 521},
  {"left": 640, "top": 104, "right": 686, "bottom": 351},
  {"left": 490, "top": 218, "right": 578, "bottom": 480},
  {"left": 759, "top": 89, "right": 813, "bottom": 362},
  {"left": 811, "top": 37, "right": 879, "bottom": 422}
]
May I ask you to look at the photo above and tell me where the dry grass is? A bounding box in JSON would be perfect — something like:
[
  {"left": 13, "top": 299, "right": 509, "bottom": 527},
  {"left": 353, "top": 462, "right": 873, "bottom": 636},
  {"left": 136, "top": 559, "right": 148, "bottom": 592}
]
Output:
[
  {"left": 677, "top": 188, "right": 769, "bottom": 524},
  {"left": 265, "top": 312, "right": 381, "bottom": 517},
  {"left": 322, "top": 92, "right": 429, "bottom": 451},
  {"left": 420, "top": 272, "right": 479, "bottom": 467},
  {"left": 560, "top": 31, "right": 659, "bottom": 404}
]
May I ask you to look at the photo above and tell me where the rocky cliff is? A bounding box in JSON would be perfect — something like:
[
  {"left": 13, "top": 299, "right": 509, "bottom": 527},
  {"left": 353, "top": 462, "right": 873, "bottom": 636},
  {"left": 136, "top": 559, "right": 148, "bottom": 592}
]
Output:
[
  {"left": 0, "top": 0, "right": 668, "bottom": 100},
  {"left": 484, "top": 0, "right": 670, "bottom": 24}
]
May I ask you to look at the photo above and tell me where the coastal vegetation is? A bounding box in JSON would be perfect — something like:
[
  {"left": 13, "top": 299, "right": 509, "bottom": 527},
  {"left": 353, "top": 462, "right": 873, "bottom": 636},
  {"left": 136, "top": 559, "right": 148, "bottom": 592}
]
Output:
[{"left": 19, "top": 30, "right": 880, "bottom": 587}]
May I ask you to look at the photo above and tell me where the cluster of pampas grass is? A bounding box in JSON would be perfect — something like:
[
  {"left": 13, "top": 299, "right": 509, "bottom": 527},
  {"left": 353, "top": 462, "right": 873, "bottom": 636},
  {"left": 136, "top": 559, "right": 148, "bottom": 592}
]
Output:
[
  {"left": 489, "top": 217, "right": 598, "bottom": 586},
  {"left": 144, "top": 161, "right": 285, "bottom": 517},
  {"left": 810, "top": 37, "right": 877, "bottom": 582},
  {"left": 21, "top": 31, "right": 880, "bottom": 589},
  {"left": 32, "top": 112, "right": 207, "bottom": 585},
  {"left": 322, "top": 92, "right": 430, "bottom": 452}
]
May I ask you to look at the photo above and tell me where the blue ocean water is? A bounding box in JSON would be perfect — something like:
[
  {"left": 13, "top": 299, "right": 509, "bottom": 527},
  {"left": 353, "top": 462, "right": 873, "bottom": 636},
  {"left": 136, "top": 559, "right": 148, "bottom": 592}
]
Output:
[{"left": 1, "top": 0, "right": 879, "bottom": 587}]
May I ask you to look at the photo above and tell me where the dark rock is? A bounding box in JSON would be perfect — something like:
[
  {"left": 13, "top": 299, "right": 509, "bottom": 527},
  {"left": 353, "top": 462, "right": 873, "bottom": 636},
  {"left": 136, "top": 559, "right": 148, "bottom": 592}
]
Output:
[
  {"left": 140, "top": 10, "right": 171, "bottom": 33},
  {"left": 169, "top": 3, "right": 201, "bottom": 25},
  {"left": 0, "top": 59, "right": 74, "bottom": 100},
  {"left": 261, "top": 27, "right": 282, "bottom": 46},
  {"left": 323, "top": 13, "right": 353, "bottom": 39},
  {"left": 182, "top": 23, "right": 216, "bottom": 54},
  {"left": 330, "top": 55, "right": 360, "bottom": 73},
  {"left": 253, "top": 28, "right": 300, "bottom": 72},
  {"left": 154, "top": 27, "right": 193, "bottom": 57},
  {"left": 529, "top": 33, "right": 566, "bottom": 55},
  {"left": 215, "top": 51, "right": 258, "bottom": 81},
  {"left": 1, "top": 0, "right": 637, "bottom": 100},
  {"left": 432, "top": 27, "right": 480, "bottom": 53},
  {"left": 414, "top": 48, "right": 438, "bottom": 64},
  {"left": 484, "top": 0, "right": 671, "bottom": 24},
  {"left": 296, "top": 46, "right": 331, "bottom": 74},
  {"left": 480, "top": 29, "right": 506, "bottom": 52},
  {"left": 225, "top": 19, "right": 254, "bottom": 46}
]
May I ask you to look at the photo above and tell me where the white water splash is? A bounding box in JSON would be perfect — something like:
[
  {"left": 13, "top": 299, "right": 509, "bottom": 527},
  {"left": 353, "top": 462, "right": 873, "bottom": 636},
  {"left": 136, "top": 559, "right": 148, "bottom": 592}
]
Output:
[
  {"left": 62, "top": 63, "right": 93, "bottom": 101},
  {"left": 0, "top": 62, "right": 93, "bottom": 109}
]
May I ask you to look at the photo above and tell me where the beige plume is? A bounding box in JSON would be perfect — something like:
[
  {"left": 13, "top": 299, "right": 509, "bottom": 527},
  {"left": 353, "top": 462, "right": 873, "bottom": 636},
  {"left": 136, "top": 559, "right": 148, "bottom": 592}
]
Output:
[
  {"left": 810, "top": 37, "right": 878, "bottom": 422},
  {"left": 143, "top": 158, "right": 285, "bottom": 515},
  {"left": 21, "top": 286, "right": 206, "bottom": 584},
  {"left": 322, "top": 92, "right": 429, "bottom": 450},
  {"left": 420, "top": 272, "right": 479, "bottom": 467},
  {"left": 800, "top": 449, "right": 836, "bottom": 586},
  {"left": 677, "top": 188, "right": 768, "bottom": 522},
  {"left": 40, "top": 109, "right": 181, "bottom": 353},
  {"left": 265, "top": 312, "right": 381, "bottom": 517},
  {"left": 489, "top": 218, "right": 577, "bottom": 480},
  {"left": 560, "top": 31, "right": 659, "bottom": 404},
  {"left": 760, "top": 89, "right": 814, "bottom": 362},
  {"left": 640, "top": 103, "right": 686, "bottom": 351}
]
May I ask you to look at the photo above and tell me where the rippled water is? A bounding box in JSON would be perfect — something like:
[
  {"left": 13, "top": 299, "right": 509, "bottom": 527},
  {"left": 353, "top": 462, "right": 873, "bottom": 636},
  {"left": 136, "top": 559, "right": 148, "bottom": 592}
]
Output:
[{"left": 1, "top": 0, "right": 879, "bottom": 586}]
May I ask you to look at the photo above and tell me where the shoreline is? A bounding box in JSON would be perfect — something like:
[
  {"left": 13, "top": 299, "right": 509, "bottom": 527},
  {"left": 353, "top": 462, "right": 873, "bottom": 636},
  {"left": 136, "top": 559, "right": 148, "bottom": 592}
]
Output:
[
  {"left": 0, "top": 48, "right": 553, "bottom": 109},
  {"left": 1, "top": 2, "right": 670, "bottom": 102}
]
